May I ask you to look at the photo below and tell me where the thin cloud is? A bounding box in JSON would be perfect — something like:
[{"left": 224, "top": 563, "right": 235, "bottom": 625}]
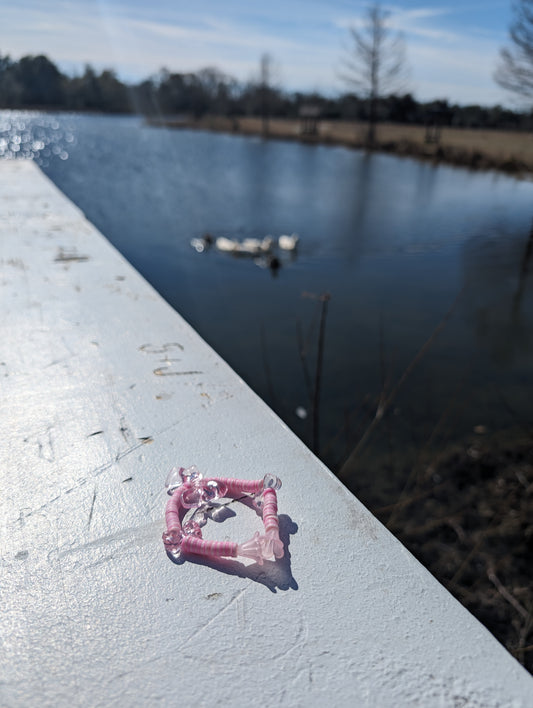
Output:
[
  {"left": 126, "top": 16, "right": 301, "bottom": 52},
  {"left": 334, "top": 6, "right": 462, "bottom": 43}
]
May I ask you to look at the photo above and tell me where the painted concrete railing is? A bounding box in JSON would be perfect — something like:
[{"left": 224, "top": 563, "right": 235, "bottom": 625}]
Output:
[{"left": 1, "top": 160, "right": 531, "bottom": 707}]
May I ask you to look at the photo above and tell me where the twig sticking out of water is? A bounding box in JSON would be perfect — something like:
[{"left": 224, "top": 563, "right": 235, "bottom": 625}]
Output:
[
  {"left": 260, "top": 322, "right": 279, "bottom": 410},
  {"left": 312, "top": 293, "right": 330, "bottom": 456},
  {"left": 296, "top": 321, "right": 314, "bottom": 403},
  {"left": 299, "top": 292, "right": 331, "bottom": 456},
  {"left": 512, "top": 218, "right": 533, "bottom": 316},
  {"left": 338, "top": 288, "right": 464, "bottom": 481}
]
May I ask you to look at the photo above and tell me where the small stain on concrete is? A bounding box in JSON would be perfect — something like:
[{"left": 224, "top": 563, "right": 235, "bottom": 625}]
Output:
[{"left": 54, "top": 248, "right": 90, "bottom": 263}]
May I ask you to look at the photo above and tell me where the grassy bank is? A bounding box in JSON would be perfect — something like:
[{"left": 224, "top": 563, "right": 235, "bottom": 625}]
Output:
[{"left": 149, "top": 115, "right": 533, "bottom": 177}]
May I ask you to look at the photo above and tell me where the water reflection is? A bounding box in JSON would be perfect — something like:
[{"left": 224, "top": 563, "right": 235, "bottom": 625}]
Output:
[
  {"left": 413, "top": 160, "right": 438, "bottom": 207},
  {"left": 462, "top": 223, "right": 533, "bottom": 365}
]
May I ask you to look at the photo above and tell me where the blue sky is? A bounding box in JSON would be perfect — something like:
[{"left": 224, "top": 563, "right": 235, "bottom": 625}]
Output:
[{"left": 0, "top": 1, "right": 517, "bottom": 106}]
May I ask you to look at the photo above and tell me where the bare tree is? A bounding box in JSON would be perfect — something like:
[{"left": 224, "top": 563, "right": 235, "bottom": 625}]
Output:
[
  {"left": 495, "top": 0, "right": 533, "bottom": 101},
  {"left": 341, "top": 4, "right": 407, "bottom": 144}
]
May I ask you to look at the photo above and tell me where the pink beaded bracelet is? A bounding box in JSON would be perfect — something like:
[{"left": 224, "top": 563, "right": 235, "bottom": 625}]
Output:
[{"left": 162, "top": 465, "right": 284, "bottom": 565}]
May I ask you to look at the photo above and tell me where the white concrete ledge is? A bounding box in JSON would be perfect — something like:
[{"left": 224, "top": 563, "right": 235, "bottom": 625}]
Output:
[{"left": 1, "top": 160, "right": 532, "bottom": 707}]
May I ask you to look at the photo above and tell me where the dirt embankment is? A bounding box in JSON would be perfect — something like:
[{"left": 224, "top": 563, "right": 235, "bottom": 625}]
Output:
[{"left": 148, "top": 115, "right": 533, "bottom": 177}]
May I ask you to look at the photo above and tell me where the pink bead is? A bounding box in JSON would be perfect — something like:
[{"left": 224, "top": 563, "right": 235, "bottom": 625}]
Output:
[
  {"left": 265, "top": 530, "right": 284, "bottom": 559},
  {"left": 237, "top": 532, "right": 266, "bottom": 565},
  {"left": 162, "top": 527, "right": 183, "bottom": 558},
  {"left": 181, "top": 486, "right": 203, "bottom": 508},
  {"left": 165, "top": 494, "right": 182, "bottom": 529},
  {"left": 237, "top": 529, "right": 284, "bottom": 564},
  {"left": 182, "top": 535, "right": 238, "bottom": 559},
  {"left": 216, "top": 477, "right": 263, "bottom": 497},
  {"left": 182, "top": 520, "right": 203, "bottom": 537},
  {"left": 262, "top": 488, "right": 279, "bottom": 533}
]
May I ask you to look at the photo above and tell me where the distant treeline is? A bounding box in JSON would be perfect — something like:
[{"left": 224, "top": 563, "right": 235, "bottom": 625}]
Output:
[{"left": 0, "top": 52, "right": 531, "bottom": 130}]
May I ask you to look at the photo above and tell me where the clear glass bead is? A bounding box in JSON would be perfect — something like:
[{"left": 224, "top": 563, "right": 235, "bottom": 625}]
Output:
[
  {"left": 201, "top": 479, "right": 227, "bottom": 502},
  {"left": 165, "top": 466, "right": 184, "bottom": 495},
  {"left": 183, "top": 465, "right": 202, "bottom": 483},
  {"left": 262, "top": 474, "right": 282, "bottom": 490}
]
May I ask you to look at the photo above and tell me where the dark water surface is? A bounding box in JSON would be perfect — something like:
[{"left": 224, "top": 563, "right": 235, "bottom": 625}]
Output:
[{"left": 3, "top": 111, "right": 533, "bottom": 490}]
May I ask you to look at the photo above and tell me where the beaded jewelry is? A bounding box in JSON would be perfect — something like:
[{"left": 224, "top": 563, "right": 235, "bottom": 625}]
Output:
[{"left": 162, "top": 466, "right": 284, "bottom": 565}]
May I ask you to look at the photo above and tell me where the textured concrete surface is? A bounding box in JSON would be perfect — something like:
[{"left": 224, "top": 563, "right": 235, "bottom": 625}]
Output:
[{"left": 1, "top": 160, "right": 532, "bottom": 707}]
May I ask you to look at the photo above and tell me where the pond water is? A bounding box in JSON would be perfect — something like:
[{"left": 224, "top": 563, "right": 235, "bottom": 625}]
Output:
[{"left": 2, "top": 111, "right": 533, "bottom": 496}]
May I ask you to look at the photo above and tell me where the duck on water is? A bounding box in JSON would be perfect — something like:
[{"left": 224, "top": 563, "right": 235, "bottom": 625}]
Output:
[{"left": 190, "top": 233, "right": 299, "bottom": 255}]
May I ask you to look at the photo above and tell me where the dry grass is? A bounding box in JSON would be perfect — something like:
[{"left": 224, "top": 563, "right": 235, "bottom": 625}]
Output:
[
  {"left": 151, "top": 115, "right": 533, "bottom": 176},
  {"left": 351, "top": 432, "right": 533, "bottom": 674}
]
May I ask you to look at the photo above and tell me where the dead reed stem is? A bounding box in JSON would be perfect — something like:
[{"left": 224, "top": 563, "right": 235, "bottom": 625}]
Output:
[{"left": 338, "top": 289, "right": 463, "bottom": 480}]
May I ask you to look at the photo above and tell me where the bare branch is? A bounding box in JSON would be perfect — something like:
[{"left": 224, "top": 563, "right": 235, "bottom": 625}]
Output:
[{"left": 495, "top": 0, "right": 533, "bottom": 101}]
